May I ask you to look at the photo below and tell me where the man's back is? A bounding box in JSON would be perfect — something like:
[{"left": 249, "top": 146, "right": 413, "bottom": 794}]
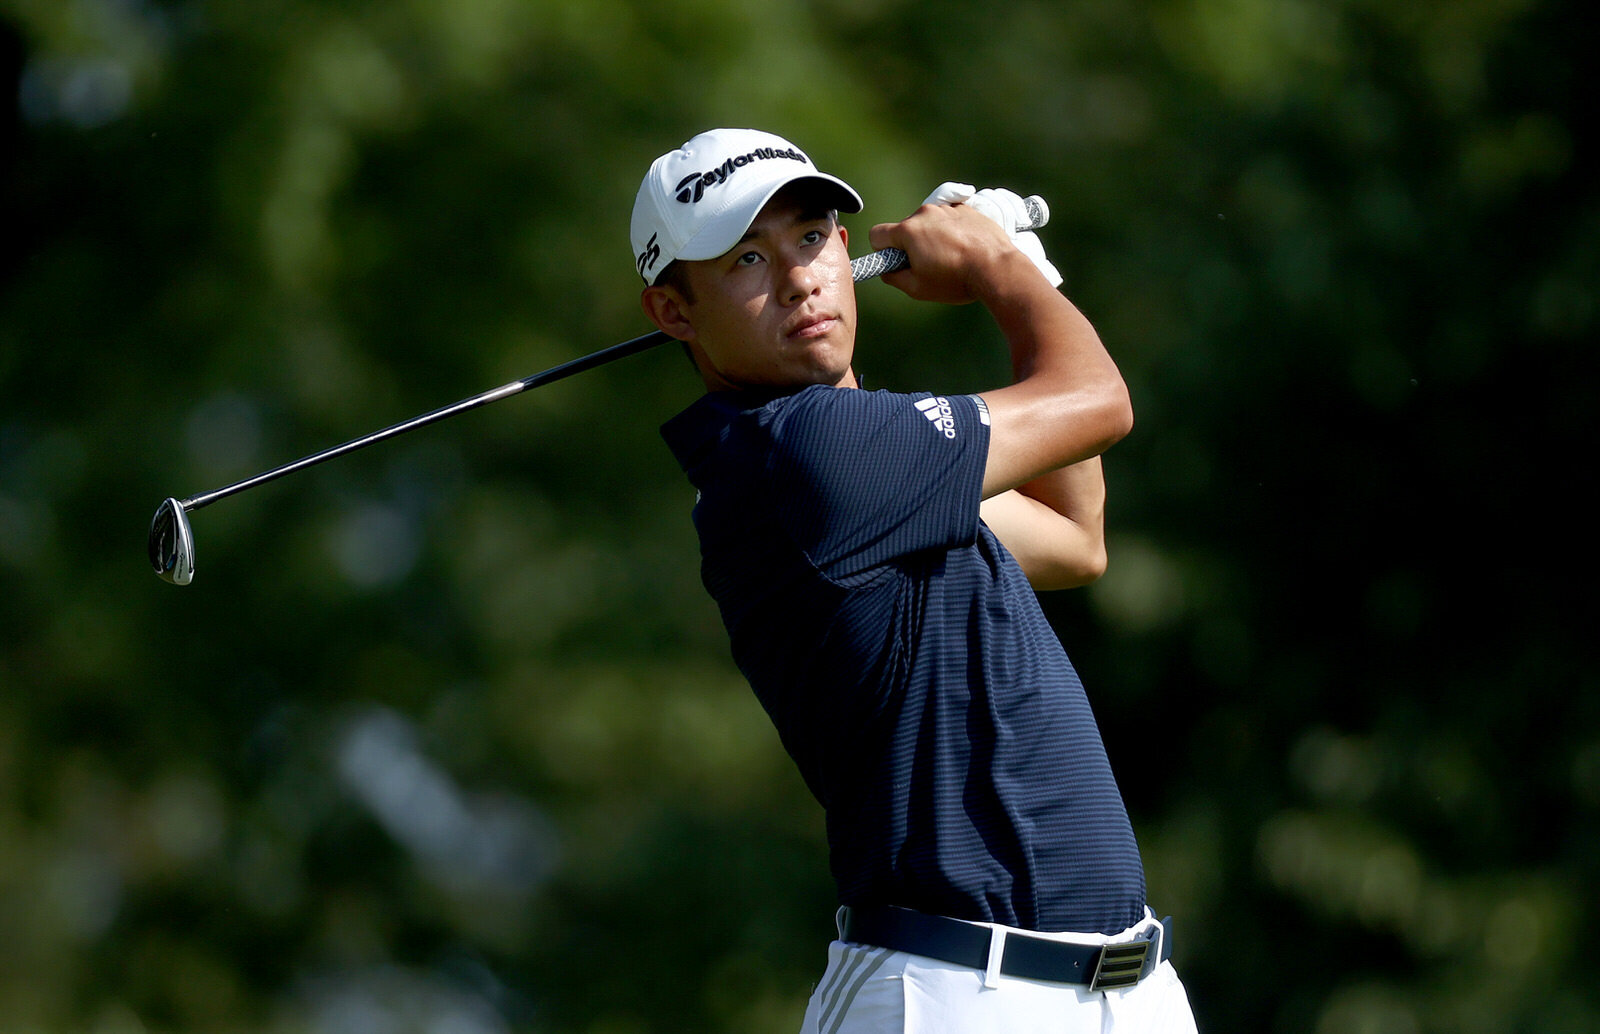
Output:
[{"left": 663, "top": 384, "right": 1145, "bottom": 935}]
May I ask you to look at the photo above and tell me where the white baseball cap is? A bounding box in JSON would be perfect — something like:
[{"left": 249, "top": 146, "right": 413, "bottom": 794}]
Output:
[{"left": 631, "top": 128, "right": 863, "bottom": 285}]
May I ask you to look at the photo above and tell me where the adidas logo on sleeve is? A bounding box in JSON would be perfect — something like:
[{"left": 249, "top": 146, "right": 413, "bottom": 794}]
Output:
[
  {"left": 915, "top": 395, "right": 990, "bottom": 439},
  {"left": 914, "top": 396, "right": 958, "bottom": 439}
]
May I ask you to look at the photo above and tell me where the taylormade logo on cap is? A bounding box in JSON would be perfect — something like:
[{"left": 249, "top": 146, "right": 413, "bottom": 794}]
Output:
[
  {"left": 672, "top": 146, "right": 809, "bottom": 205},
  {"left": 631, "top": 128, "right": 863, "bottom": 285}
]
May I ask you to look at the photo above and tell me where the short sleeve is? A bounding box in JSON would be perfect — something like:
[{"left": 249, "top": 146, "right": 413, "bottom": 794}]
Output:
[{"left": 758, "top": 386, "right": 991, "bottom": 579}]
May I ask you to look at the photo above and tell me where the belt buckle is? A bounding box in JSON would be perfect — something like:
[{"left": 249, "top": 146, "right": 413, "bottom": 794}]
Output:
[{"left": 1088, "top": 938, "right": 1149, "bottom": 992}]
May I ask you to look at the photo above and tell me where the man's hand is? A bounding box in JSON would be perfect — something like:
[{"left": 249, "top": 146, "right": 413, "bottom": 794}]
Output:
[
  {"left": 922, "top": 183, "right": 1063, "bottom": 288},
  {"left": 867, "top": 202, "right": 1028, "bottom": 305}
]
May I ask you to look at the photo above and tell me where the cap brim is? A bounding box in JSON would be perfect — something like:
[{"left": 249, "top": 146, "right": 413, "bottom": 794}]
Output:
[{"left": 676, "top": 173, "right": 864, "bottom": 263}]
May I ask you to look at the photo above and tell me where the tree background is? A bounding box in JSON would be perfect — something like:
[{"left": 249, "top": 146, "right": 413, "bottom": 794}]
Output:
[{"left": 2, "top": 0, "right": 1595, "bottom": 1031}]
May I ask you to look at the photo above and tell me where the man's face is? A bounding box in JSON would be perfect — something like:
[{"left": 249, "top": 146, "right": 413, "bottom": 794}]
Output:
[{"left": 651, "top": 185, "right": 858, "bottom": 392}]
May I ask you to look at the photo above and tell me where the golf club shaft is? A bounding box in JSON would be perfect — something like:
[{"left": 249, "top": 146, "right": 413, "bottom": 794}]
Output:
[
  {"left": 171, "top": 199, "right": 1050, "bottom": 516},
  {"left": 178, "top": 329, "right": 670, "bottom": 512}
]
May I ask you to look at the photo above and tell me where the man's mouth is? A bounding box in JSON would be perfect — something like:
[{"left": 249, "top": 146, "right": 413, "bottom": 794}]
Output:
[{"left": 788, "top": 314, "right": 838, "bottom": 340}]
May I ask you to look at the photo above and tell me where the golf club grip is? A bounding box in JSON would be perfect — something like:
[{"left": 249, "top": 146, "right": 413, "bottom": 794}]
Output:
[{"left": 850, "top": 194, "right": 1049, "bottom": 281}]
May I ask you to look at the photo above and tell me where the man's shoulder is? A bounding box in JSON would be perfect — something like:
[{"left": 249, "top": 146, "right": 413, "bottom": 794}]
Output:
[
  {"left": 688, "top": 385, "right": 905, "bottom": 447},
  {"left": 763, "top": 384, "right": 922, "bottom": 429},
  {"left": 665, "top": 385, "right": 951, "bottom": 473},
  {"left": 660, "top": 386, "right": 854, "bottom": 475},
  {"left": 664, "top": 383, "right": 859, "bottom": 427}
]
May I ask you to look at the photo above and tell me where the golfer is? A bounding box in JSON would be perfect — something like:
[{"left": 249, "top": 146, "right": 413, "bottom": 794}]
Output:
[{"left": 635, "top": 128, "right": 1198, "bottom": 1033}]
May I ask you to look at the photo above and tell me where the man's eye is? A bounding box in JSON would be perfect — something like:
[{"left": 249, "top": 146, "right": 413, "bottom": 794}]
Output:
[
  {"left": 736, "top": 251, "right": 762, "bottom": 266},
  {"left": 802, "top": 230, "right": 825, "bottom": 245}
]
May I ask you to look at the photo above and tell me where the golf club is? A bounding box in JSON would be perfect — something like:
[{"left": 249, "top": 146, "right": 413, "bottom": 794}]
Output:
[{"left": 149, "top": 196, "right": 1049, "bottom": 584}]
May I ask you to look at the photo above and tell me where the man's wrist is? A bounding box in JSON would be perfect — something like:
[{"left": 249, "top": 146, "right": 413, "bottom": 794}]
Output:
[{"left": 970, "top": 248, "right": 1058, "bottom": 308}]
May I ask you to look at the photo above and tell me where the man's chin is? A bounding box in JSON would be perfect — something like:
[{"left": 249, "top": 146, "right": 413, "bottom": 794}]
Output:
[
  {"left": 796, "top": 355, "right": 856, "bottom": 390},
  {"left": 794, "top": 340, "right": 855, "bottom": 386}
]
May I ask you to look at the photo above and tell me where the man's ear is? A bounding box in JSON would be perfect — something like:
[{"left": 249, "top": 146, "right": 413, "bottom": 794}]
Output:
[{"left": 641, "top": 286, "right": 695, "bottom": 343}]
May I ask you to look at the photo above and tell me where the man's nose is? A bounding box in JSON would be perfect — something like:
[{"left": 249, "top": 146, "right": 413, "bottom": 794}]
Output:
[{"left": 779, "top": 258, "right": 820, "bottom": 305}]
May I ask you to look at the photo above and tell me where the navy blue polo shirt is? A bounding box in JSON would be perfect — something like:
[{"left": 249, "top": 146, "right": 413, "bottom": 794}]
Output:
[{"left": 661, "top": 384, "right": 1145, "bottom": 935}]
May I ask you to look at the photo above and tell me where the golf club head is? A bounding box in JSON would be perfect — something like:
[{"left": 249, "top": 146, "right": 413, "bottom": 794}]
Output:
[{"left": 149, "top": 497, "right": 195, "bottom": 585}]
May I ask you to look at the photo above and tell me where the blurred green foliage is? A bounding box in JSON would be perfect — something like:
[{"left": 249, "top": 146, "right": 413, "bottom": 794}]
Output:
[{"left": 1, "top": 0, "right": 1595, "bottom": 1031}]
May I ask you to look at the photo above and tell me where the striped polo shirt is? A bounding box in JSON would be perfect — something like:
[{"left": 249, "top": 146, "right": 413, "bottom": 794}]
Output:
[{"left": 661, "top": 384, "right": 1145, "bottom": 934}]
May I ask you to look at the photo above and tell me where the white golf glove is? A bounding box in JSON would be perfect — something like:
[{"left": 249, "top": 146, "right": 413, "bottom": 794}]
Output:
[{"left": 922, "top": 182, "right": 1062, "bottom": 288}]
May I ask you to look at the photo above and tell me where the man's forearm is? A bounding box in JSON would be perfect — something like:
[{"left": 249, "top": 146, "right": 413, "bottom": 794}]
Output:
[
  {"left": 978, "top": 456, "right": 1110, "bottom": 589},
  {"left": 1017, "top": 456, "right": 1107, "bottom": 533},
  {"left": 972, "top": 256, "right": 1132, "bottom": 497}
]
